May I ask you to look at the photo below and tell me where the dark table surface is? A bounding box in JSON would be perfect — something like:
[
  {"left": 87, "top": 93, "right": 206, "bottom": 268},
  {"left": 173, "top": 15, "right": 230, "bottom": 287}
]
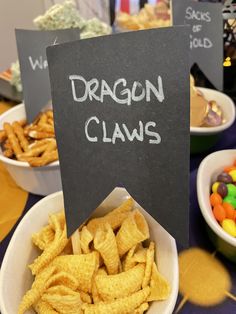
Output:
[{"left": 0, "top": 118, "right": 236, "bottom": 313}]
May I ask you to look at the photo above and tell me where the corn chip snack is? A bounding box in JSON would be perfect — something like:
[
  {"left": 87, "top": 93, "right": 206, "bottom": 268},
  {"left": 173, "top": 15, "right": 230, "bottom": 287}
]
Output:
[
  {"left": 116, "top": 209, "right": 149, "bottom": 256},
  {"left": 95, "top": 263, "right": 145, "bottom": 301},
  {"left": 116, "top": 3, "right": 170, "bottom": 31},
  {"left": 142, "top": 242, "right": 155, "bottom": 288},
  {"left": 42, "top": 291, "right": 82, "bottom": 314},
  {"left": 71, "top": 230, "right": 82, "bottom": 254},
  {"left": 80, "top": 226, "right": 93, "bottom": 254},
  {"left": 52, "top": 252, "right": 99, "bottom": 293},
  {"left": 18, "top": 265, "right": 56, "bottom": 314},
  {"left": 46, "top": 271, "right": 78, "bottom": 291},
  {"left": 33, "top": 300, "right": 58, "bottom": 314},
  {"left": 86, "top": 197, "right": 133, "bottom": 234},
  {"left": 147, "top": 262, "right": 171, "bottom": 302},
  {"left": 0, "top": 109, "right": 58, "bottom": 167},
  {"left": 133, "top": 302, "right": 149, "bottom": 314},
  {"left": 94, "top": 223, "right": 120, "bottom": 275},
  {"left": 19, "top": 199, "right": 171, "bottom": 313},
  {"left": 29, "top": 215, "right": 68, "bottom": 275},
  {"left": 83, "top": 286, "right": 150, "bottom": 314},
  {"left": 123, "top": 245, "right": 138, "bottom": 271},
  {"left": 46, "top": 285, "right": 78, "bottom": 296},
  {"left": 32, "top": 225, "right": 55, "bottom": 251},
  {"left": 91, "top": 268, "right": 107, "bottom": 304}
]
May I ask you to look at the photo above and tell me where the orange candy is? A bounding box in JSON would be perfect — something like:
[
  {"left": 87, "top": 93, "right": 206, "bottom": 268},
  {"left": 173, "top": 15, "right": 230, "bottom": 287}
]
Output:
[
  {"left": 224, "top": 166, "right": 236, "bottom": 173},
  {"left": 213, "top": 204, "right": 226, "bottom": 222},
  {"left": 223, "top": 202, "right": 236, "bottom": 220},
  {"left": 210, "top": 193, "right": 222, "bottom": 207}
]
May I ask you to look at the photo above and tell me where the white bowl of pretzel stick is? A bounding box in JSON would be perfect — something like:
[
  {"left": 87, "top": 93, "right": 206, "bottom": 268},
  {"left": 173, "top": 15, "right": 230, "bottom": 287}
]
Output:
[
  {"left": 0, "top": 103, "right": 62, "bottom": 195},
  {"left": 0, "top": 188, "right": 178, "bottom": 314}
]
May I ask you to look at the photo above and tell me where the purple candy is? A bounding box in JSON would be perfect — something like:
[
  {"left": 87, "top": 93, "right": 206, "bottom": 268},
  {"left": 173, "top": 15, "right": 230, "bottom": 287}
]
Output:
[
  {"left": 204, "top": 108, "right": 222, "bottom": 127},
  {"left": 217, "top": 172, "right": 233, "bottom": 184},
  {"left": 217, "top": 182, "right": 228, "bottom": 198}
]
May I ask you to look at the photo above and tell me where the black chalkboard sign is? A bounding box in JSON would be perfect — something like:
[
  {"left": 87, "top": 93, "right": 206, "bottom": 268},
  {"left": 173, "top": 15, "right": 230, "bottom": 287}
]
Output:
[
  {"left": 172, "top": 0, "right": 223, "bottom": 90},
  {"left": 15, "top": 29, "right": 80, "bottom": 122},
  {"left": 47, "top": 27, "right": 190, "bottom": 245}
]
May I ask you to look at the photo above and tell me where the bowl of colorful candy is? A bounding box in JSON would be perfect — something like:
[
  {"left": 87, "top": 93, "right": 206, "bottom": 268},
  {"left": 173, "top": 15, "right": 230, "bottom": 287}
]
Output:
[
  {"left": 190, "top": 76, "right": 235, "bottom": 154},
  {"left": 197, "top": 150, "right": 236, "bottom": 262}
]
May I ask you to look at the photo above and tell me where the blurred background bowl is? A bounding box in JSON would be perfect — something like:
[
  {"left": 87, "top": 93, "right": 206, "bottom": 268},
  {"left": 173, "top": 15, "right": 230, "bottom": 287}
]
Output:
[
  {"left": 0, "top": 103, "right": 62, "bottom": 195},
  {"left": 190, "top": 88, "right": 235, "bottom": 154}
]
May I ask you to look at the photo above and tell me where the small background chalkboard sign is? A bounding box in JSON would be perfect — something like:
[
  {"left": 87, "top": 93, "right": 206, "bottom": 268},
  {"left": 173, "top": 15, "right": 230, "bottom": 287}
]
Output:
[
  {"left": 172, "top": 0, "right": 223, "bottom": 91},
  {"left": 15, "top": 29, "right": 80, "bottom": 122},
  {"left": 47, "top": 27, "right": 190, "bottom": 245}
]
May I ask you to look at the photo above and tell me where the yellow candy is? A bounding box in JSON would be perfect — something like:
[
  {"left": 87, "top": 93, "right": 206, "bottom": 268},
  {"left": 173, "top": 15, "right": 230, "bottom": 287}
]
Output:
[
  {"left": 229, "top": 170, "right": 236, "bottom": 182},
  {"left": 212, "top": 182, "right": 220, "bottom": 193},
  {"left": 221, "top": 219, "right": 236, "bottom": 237}
]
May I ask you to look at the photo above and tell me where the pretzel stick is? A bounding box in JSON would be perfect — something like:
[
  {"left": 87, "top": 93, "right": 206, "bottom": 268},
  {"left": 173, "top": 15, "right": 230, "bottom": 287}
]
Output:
[
  {"left": 28, "top": 130, "right": 55, "bottom": 139},
  {"left": 46, "top": 110, "right": 53, "bottom": 119},
  {"left": 3, "top": 122, "right": 23, "bottom": 156},
  {"left": 0, "top": 130, "right": 7, "bottom": 143},
  {"left": 47, "top": 118, "right": 54, "bottom": 126},
  {"left": 2, "top": 139, "right": 14, "bottom": 158},
  {"left": 28, "top": 138, "right": 54, "bottom": 150},
  {"left": 27, "top": 149, "right": 58, "bottom": 167},
  {"left": 42, "top": 139, "right": 57, "bottom": 156},
  {"left": 12, "top": 121, "right": 29, "bottom": 152},
  {"left": 3, "top": 139, "right": 12, "bottom": 150},
  {"left": 40, "top": 123, "right": 54, "bottom": 133},
  {"left": 19, "top": 119, "right": 27, "bottom": 127},
  {"left": 3, "top": 149, "right": 14, "bottom": 158},
  {"left": 18, "top": 143, "right": 49, "bottom": 159},
  {"left": 38, "top": 113, "right": 47, "bottom": 126}
]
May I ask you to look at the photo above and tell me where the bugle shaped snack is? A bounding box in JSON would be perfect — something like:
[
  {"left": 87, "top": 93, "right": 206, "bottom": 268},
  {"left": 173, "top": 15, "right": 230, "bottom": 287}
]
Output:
[
  {"left": 83, "top": 286, "right": 150, "bottom": 314},
  {"left": 95, "top": 263, "right": 145, "bottom": 301},
  {"left": 80, "top": 226, "right": 93, "bottom": 254},
  {"left": 34, "top": 300, "right": 58, "bottom": 314},
  {"left": 18, "top": 265, "right": 56, "bottom": 314},
  {"left": 29, "top": 213, "right": 68, "bottom": 275},
  {"left": 142, "top": 242, "right": 155, "bottom": 288},
  {"left": 147, "top": 262, "right": 170, "bottom": 302},
  {"left": 116, "top": 209, "right": 149, "bottom": 256},
  {"left": 42, "top": 291, "right": 82, "bottom": 314},
  {"left": 94, "top": 223, "right": 120, "bottom": 275},
  {"left": 123, "top": 245, "right": 138, "bottom": 272},
  {"left": 133, "top": 302, "right": 149, "bottom": 314},
  {"left": 52, "top": 251, "right": 99, "bottom": 293},
  {"left": 86, "top": 197, "right": 133, "bottom": 235},
  {"left": 91, "top": 267, "right": 107, "bottom": 303},
  {"left": 32, "top": 225, "right": 55, "bottom": 251}
]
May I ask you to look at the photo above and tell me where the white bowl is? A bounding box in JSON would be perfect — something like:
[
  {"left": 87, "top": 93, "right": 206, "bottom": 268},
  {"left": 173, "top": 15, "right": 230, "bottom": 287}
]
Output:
[
  {"left": 0, "top": 103, "right": 62, "bottom": 195},
  {"left": 197, "top": 150, "right": 236, "bottom": 262},
  {"left": 0, "top": 188, "right": 178, "bottom": 314},
  {"left": 190, "top": 87, "right": 235, "bottom": 136}
]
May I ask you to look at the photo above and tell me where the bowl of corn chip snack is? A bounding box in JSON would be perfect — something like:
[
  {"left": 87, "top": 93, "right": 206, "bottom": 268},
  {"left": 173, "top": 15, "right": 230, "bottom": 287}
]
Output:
[
  {"left": 0, "top": 103, "right": 62, "bottom": 195},
  {"left": 0, "top": 188, "right": 178, "bottom": 314}
]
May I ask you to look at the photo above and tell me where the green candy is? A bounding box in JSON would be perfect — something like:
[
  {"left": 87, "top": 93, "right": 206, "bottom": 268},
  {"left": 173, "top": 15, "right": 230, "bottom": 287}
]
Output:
[
  {"left": 223, "top": 196, "right": 236, "bottom": 209},
  {"left": 226, "top": 184, "right": 236, "bottom": 197}
]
